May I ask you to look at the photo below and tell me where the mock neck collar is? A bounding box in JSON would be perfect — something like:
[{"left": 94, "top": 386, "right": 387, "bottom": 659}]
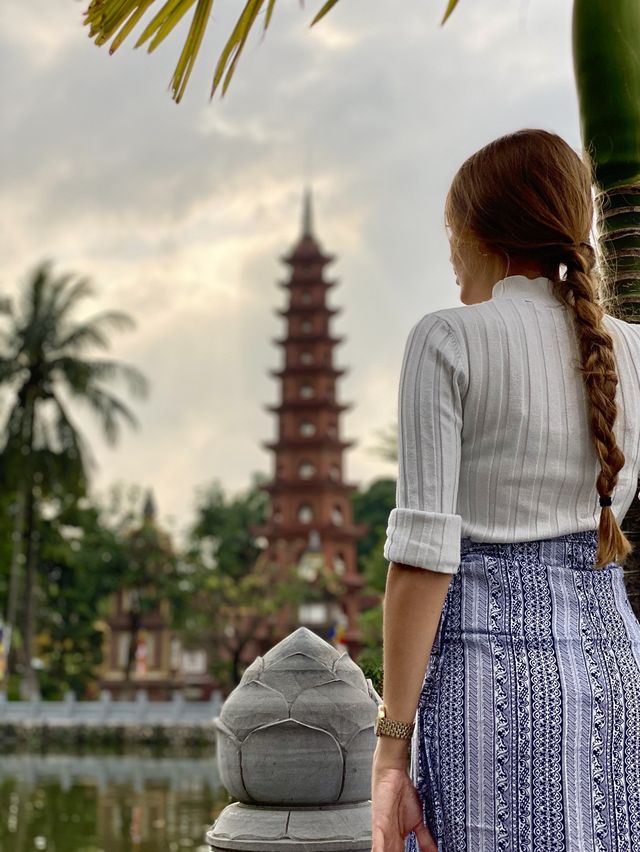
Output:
[{"left": 491, "top": 275, "right": 563, "bottom": 306}]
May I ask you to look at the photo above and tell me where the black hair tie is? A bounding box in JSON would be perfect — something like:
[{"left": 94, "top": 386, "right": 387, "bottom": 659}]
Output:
[{"left": 599, "top": 495, "right": 612, "bottom": 507}]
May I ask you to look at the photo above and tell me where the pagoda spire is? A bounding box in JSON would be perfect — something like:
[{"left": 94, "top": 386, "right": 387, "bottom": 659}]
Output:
[
  {"left": 143, "top": 489, "right": 157, "bottom": 523},
  {"left": 302, "top": 186, "right": 314, "bottom": 238}
]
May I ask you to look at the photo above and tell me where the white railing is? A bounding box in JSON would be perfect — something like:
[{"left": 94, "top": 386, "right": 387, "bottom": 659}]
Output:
[{"left": 0, "top": 690, "right": 224, "bottom": 726}]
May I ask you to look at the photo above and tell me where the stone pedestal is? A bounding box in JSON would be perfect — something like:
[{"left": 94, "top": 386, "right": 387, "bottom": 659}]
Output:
[{"left": 206, "top": 626, "right": 381, "bottom": 852}]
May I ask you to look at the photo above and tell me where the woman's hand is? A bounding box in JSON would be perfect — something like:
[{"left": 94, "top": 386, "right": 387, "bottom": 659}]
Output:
[{"left": 371, "top": 758, "right": 438, "bottom": 852}]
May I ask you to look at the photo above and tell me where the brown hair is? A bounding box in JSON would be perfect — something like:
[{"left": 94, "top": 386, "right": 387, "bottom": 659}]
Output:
[{"left": 445, "top": 128, "right": 632, "bottom": 570}]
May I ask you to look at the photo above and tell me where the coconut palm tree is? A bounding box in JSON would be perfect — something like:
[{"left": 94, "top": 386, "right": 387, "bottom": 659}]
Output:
[{"left": 0, "top": 260, "right": 149, "bottom": 698}]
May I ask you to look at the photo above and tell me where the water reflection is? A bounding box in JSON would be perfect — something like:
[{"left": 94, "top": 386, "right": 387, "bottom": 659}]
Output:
[{"left": 0, "top": 752, "right": 229, "bottom": 852}]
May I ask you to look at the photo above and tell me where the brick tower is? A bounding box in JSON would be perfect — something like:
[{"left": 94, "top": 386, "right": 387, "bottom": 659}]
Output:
[{"left": 252, "top": 188, "right": 368, "bottom": 657}]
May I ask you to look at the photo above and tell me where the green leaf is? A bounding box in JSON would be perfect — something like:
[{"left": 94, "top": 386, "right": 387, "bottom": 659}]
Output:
[
  {"left": 210, "top": 0, "right": 265, "bottom": 99},
  {"left": 264, "top": 0, "right": 277, "bottom": 31},
  {"left": 169, "top": 0, "right": 215, "bottom": 102},
  {"left": 441, "top": 0, "right": 459, "bottom": 26},
  {"left": 310, "top": 0, "right": 340, "bottom": 27},
  {"left": 83, "top": 0, "right": 348, "bottom": 102},
  {"left": 134, "top": 0, "right": 198, "bottom": 52},
  {"left": 111, "top": 0, "right": 158, "bottom": 52}
]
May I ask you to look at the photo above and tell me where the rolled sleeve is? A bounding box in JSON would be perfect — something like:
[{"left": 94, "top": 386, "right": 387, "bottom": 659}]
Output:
[{"left": 383, "top": 313, "right": 466, "bottom": 574}]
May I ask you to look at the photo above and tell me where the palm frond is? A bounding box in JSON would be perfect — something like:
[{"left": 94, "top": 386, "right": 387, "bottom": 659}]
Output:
[
  {"left": 0, "top": 296, "right": 13, "bottom": 318},
  {"left": 211, "top": 0, "right": 265, "bottom": 99},
  {"left": 53, "top": 311, "right": 137, "bottom": 354},
  {"left": 0, "top": 357, "right": 23, "bottom": 386},
  {"left": 51, "top": 356, "right": 150, "bottom": 401},
  {"left": 309, "top": 0, "right": 339, "bottom": 27},
  {"left": 82, "top": 0, "right": 344, "bottom": 103},
  {"left": 49, "top": 276, "right": 96, "bottom": 325},
  {"left": 440, "top": 0, "right": 460, "bottom": 25},
  {"left": 76, "top": 384, "right": 140, "bottom": 445},
  {"left": 135, "top": 0, "right": 197, "bottom": 51},
  {"left": 51, "top": 391, "right": 96, "bottom": 479},
  {"left": 264, "top": 0, "right": 277, "bottom": 31},
  {"left": 171, "top": 0, "right": 216, "bottom": 103}
]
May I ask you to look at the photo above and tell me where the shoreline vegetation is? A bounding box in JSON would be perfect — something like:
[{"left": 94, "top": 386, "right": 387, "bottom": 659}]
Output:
[{"left": 0, "top": 721, "right": 217, "bottom": 751}]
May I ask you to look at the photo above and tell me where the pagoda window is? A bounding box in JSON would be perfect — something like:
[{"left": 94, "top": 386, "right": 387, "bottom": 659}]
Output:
[
  {"left": 301, "top": 291, "right": 311, "bottom": 304},
  {"left": 301, "top": 320, "right": 312, "bottom": 333},
  {"left": 300, "top": 383, "right": 314, "bottom": 399},
  {"left": 273, "top": 505, "right": 283, "bottom": 523},
  {"left": 333, "top": 553, "right": 346, "bottom": 575},
  {"left": 300, "top": 351, "right": 313, "bottom": 365},
  {"left": 299, "top": 602, "right": 328, "bottom": 625},
  {"left": 329, "top": 464, "right": 340, "bottom": 481},
  {"left": 327, "top": 422, "right": 337, "bottom": 437},
  {"left": 298, "top": 504, "right": 314, "bottom": 523},
  {"left": 299, "top": 420, "right": 316, "bottom": 437},
  {"left": 331, "top": 504, "right": 344, "bottom": 525},
  {"left": 299, "top": 461, "right": 315, "bottom": 479}
]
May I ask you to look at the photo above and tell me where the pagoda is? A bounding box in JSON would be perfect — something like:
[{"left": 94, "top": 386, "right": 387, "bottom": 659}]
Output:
[
  {"left": 251, "top": 189, "right": 369, "bottom": 658},
  {"left": 98, "top": 491, "right": 214, "bottom": 700}
]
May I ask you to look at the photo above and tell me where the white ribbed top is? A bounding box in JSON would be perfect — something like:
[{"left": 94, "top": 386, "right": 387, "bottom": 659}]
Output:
[{"left": 383, "top": 275, "right": 640, "bottom": 573}]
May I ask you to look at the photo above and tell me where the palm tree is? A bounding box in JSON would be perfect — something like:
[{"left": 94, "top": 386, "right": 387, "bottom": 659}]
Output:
[{"left": 0, "top": 260, "right": 149, "bottom": 698}]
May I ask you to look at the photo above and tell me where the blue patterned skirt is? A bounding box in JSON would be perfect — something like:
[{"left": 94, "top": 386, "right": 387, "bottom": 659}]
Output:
[{"left": 404, "top": 530, "right": 640, "bottom": 852}]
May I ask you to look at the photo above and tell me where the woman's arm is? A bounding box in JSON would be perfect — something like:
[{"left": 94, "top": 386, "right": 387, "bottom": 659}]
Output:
[
  {"left": 373, "top": 561, "right": 453, "bottom": 771},
  {"left": 375, "top": 314, "right": 466, "bottom": 766}
]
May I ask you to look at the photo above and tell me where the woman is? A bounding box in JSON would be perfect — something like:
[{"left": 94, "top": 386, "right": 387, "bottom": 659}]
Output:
[{"left": 371, "top": 128, "right": 640, "bottom": 851}]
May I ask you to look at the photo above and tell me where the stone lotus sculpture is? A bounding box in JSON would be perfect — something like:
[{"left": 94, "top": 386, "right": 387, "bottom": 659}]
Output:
[{"left": 207, "top": 626, "right": 382, "bottom": 852}]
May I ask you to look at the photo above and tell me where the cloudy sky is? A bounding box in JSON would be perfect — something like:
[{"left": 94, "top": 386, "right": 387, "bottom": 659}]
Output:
[{"left": 1, "top": 0, "right": 578, "bottom": 542}]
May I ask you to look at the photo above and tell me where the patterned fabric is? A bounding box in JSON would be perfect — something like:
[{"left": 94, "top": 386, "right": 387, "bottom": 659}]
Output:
[{"left": 404, "top": 530, "right": 640, "bottom": 852}]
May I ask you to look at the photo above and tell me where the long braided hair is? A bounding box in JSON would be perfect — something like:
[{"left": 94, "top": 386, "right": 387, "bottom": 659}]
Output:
[{"left": 445, "top": 128, "right": 633, "bottom": 570}]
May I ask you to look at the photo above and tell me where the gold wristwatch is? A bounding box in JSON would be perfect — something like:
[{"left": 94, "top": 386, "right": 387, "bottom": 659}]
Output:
[{"left": 374, "top": 703, "right": 415, "bottom": 739}]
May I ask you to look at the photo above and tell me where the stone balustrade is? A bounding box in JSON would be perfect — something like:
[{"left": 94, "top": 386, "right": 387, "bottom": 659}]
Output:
[
  {"left": 207, "top": 626, "right": 382, "bottom": 852},
  {"left": 0, "top": 689, "right": 223, "bottom": 726}
]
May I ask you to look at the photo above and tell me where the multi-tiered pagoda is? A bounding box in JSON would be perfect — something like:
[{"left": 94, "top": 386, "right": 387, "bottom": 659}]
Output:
[{"left": 252, "top": 189, "right": 369, "bottom": 657}]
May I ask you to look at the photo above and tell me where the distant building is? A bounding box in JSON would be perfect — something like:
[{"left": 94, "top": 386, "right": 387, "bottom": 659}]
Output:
[
  {"left": 98, "top": 491, "right": 213, "bottom": 700},
  {"left": 251, "top": 189, "right": 371, "bottom": 658}
]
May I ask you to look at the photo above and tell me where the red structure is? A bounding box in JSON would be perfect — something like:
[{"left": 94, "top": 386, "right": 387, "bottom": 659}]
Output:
[{"left": 251, "top": 189, "right": 369, "bottom": 658}]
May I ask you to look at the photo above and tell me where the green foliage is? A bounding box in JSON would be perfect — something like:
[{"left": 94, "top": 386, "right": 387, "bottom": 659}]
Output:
[
  {"left": 36, "top": 500, "right": 130, "bottom": 699},
  {"left": 349, "top": 479, "right": 396, "bottom": 689},
  {"left": 186, "top": 476, "right": 269, "bottom": 581},
  {"left": 440, "top": 0, "right": 460, "bottom": 25},
  {"left": 82, "top": 0, "right": 345, "bottom": 103},
  {"left": 351, "top": 477, "right": 396, "bottom": 569}
]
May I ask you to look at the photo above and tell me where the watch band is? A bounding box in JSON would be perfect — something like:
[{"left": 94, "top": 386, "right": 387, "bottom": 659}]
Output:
[{"left": 374, "top": 703, "right": 415, "bottom": 739}]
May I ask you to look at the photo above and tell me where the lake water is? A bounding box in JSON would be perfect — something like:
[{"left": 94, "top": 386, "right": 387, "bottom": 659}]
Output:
[{"left": 0, "top": 751, "right": 228, "bottom": 852}]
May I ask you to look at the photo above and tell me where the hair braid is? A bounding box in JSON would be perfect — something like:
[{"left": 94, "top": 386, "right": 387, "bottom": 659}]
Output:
[{"left": 550, "top": 242, "right": 633, "bottom": 569}]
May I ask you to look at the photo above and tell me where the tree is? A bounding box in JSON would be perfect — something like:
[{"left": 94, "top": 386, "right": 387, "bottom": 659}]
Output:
[
  {"left": 115, "top": 492, "right": 183, "bottom": 697},
  {"left": 186, "top": 475, "right": 269, "bottom": 582},
  {"left": 182, "top": 546, "right": 344, "bottom": 690},
  {"left": 0, "top": 260, "right": 149, "bottom": 698},
  {"left": 34, "top": 497, "right": 131, "bottom": 699},
  {"left": 351, "top": 479, "right": 396, "bottom": 698}
]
